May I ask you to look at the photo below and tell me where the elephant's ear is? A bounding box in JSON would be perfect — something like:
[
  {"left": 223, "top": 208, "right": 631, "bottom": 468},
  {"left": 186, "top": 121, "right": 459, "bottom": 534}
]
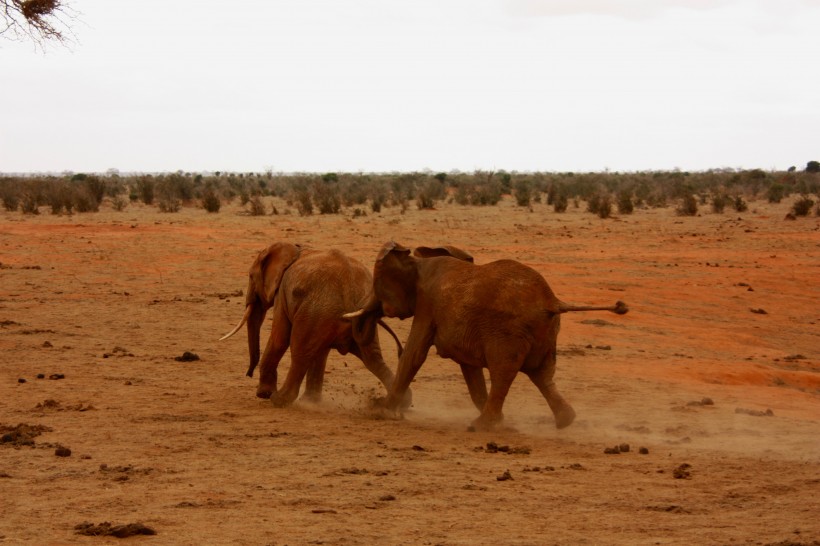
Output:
[
  {"left": 376, "top": 240, "right": 411, "bottom": 263},
  {"left": 248, "top": 242, "right": 302, "bottom": 307},
  {"left": 414, "top": 245, "right": 474, "bottom": 263}
]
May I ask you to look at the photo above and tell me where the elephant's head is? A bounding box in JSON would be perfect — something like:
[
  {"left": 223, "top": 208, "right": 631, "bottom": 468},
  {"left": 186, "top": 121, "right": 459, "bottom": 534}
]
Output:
[
  {"left": 347, "top": 242, "right": 473, "bottom": 344},
  {"left": 220, "top": 242, "right": 302, "bottom": 377}
]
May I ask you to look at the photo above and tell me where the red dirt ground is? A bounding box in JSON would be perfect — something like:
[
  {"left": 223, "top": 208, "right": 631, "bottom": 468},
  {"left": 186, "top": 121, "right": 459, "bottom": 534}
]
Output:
[{"left": 1, "top": 196, "right": 818, "bottom": 545}]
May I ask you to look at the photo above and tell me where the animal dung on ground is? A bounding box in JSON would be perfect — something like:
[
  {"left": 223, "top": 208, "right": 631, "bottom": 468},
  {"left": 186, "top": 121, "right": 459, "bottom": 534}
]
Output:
[
  {"left": 74, "top": 522, "right": 156, "bottom": 538},
  {"left": 496, "top": 470, "right": 513, "bottom": 481},
  {"left": 174, "top": 351, "right": 200, "bottom": 362},
  {"left": 673, "top": 463, "right": 692, "bottom": 479},
  {"left": 735, "top": 407, "right": 774, "bottom": 417},
  {"left": 55, "top": 446, "right": 72, "bottom": 457}
]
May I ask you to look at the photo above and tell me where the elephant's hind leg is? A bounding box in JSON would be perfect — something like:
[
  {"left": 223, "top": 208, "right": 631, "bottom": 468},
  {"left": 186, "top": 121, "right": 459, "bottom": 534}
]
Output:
[
  {"left": 272, "top": 346, "right": 331, "bottom": 407},
  {"left": 524, "top": 352, "right": 576, "bottom": 429},
  {"left": 460, "top": 364, "right": 488, "bottom": 412},
  {"left": 470, "top": 361, "right": 518, "bottom": 432}
]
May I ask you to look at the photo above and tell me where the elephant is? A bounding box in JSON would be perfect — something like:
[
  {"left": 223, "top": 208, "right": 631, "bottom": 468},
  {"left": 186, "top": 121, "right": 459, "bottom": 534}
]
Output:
[
  {"left": 220, "top": 242, "right": 409, "bottom": 408},
  {"left": 344, "top": 241, "right": 629, "bottom": 431}
]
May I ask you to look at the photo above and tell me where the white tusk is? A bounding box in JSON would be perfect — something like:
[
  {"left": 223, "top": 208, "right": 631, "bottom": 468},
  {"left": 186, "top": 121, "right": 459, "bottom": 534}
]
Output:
[
  {"left": 342, "top": 308, "right": 365, "bottom": 319},
  {"left": 219, "top": 305, "right": 252, "bottom": 340}
]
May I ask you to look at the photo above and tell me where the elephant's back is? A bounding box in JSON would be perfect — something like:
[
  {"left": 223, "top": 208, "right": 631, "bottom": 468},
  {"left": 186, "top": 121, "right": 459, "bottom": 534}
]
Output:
[{"left": 285, "top": 249, "right": 371, "bottom": 314}]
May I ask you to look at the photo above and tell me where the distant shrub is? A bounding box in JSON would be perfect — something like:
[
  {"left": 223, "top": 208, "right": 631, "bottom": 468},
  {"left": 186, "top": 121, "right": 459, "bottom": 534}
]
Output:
[
  {"left": 617, "top": 190, "right": 634, "bottom": 215},
  {"left": 806, "top": 160, "right": 820, "bottom": 173},
  {"left": 202, "top": 189, "right": 221, "bottom": 213},
  {"left": 791, "top": 195, "right": 814, "bottom": 216},
  {"left": 553, "top": 192, "right": 568, "bottom": 213},
  {"left": 158, "top": 197, "right": 181, "bottom": 213},
  {"left": 21, "top": 193, "right": 39, "bottom": 214},
  {"left": 711, "top": 194, "right": 727, "bottom": 213},
  {"left": 417, "top": 179, "right": 445, "bottom": 210},
  {"left": 294, "top": 189, "right": 313, "bottom": 216},
  {"left": 314, "top": 183, "right": 341, "bottom": 214},
  {"left": 136, "top": 178, "right": 155, "bottom": 205},
  {"left": 112, "top": 196, "right": 128, "bottom": 211},
  {"left": 1, "top": 185, "right": 20, "bottom": 211},
  {"left": 587, "top": 193, "right": 612, "bottom": 218},
  {"left": 513, "top": 179, "right": 532, "bottom": 207},
  {"left": 248, "top": 196, "right": 266, "bottom": 216},
  {"left": 676, "top": 194, "right": 698, "bottom": 216},
  {"left": 767, "top": 183, "right": 785, "bottom": 203},
  {"left": 733, "top": 195, "right": 748, "bottom": 212}
]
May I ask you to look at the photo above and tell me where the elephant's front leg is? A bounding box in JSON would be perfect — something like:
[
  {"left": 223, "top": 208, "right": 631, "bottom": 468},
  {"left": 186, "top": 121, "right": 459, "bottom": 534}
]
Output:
[
  {"left": 355, "top": 342, "right": 413, "bottom": 409},
  {"left": 256, "top": 321, "right": 291, "bottom": 399},
  {"left": 385, "top": 323, "right": 433, "bottom": 412}
]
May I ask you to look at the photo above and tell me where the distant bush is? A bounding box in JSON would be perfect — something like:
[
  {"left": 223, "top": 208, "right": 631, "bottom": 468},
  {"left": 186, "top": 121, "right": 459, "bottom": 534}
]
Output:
[
  {"left": 677, "top": 194, "right": 698, "bottom": 216},
  {"left": 711, "top": 194, "right": 727, "bottom": 213},
  {"left": 202, "top": 189, "right": 221, "bottom": 213},
  {"left": 553, "top": 192, "right": 568, "bottom": 213},
  {"left": 513, "top": 179, "right": 532, "bottom": 207},
  {"left": 248, "top": 196, "right": 266, "bottom": 216},
  {"left": 733, "top": 196, "right": 748, "bottom": 213},
  {"left": 791, "top": 195, "right": 814, "bottom": 216},
  {"left": 112, "top": 196, "right": 128, "bottom": 211},
  {"left": 21, "top": 193, "right": 39, "bottom": 214},
  {"left": 587, "top": 193, "right": 612, "bottom": 218},
  {"left": 806, "top": 160, "right": 820, "bottom": 173},
  {"left": 136, "top": 178, "right": 155, "bottom": 205},
  {"left": 767, "top": 183, "right": 785, "bottom": 203},
  {"left": 616, "top": 190, "right": 634, "bottom": 215},
  {"left": 294, "top": 189, "right": 313, "bottom": 216},
  {"left": 313, "top": 183, "right": 341, "bottom": 214},
  {"left": 158, "top": 197, "right": 181, "bottom": 213}
]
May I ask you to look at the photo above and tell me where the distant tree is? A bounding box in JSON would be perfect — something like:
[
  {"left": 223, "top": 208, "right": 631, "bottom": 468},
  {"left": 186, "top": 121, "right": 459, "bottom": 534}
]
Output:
[
  {"left": 806, "top": 161, "right": 820, "bottom": 173},
  {"left": 1, "top": 0, "right": 75, "bottom": 45}
]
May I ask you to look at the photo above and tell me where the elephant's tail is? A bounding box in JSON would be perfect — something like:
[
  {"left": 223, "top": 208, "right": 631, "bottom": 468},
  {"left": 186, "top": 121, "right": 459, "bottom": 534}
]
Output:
[
  {"left": 219, "top": 304, "right": 253, "bottom": 341},
  {"left": 557, "top": 300, "right": 628, "bottom": 315}
]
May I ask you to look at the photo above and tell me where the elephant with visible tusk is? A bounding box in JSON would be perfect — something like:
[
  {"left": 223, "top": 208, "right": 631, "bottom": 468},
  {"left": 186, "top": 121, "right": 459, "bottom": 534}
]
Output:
[
  {"left": 344, "top": 242, "right": 628, "bottom": 431},
  {"left": 221, "top": 242, "right": 408, "bottom": 408}
]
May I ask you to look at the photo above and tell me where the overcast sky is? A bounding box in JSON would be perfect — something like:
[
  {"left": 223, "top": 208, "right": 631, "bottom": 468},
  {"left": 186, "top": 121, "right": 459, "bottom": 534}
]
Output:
[{"left": 1, "top": 0, "right": 818, "bottom": 174}]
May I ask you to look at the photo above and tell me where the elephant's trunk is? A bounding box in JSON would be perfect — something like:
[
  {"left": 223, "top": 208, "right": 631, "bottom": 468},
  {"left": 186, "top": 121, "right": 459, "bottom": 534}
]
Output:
[{"left": 245, "top": 302, "right": 267, "bottom": 378}]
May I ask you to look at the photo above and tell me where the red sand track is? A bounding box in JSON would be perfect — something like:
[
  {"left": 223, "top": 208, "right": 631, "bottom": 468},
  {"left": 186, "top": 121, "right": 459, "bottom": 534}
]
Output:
[{"left": 1, "top": 197, "right": 818, "bottom": 545}]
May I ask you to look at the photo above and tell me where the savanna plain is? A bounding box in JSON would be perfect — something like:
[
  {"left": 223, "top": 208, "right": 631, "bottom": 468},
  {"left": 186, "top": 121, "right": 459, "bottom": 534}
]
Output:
[{"left": 1, "top": 192, "right": 818, "bottom": 545}]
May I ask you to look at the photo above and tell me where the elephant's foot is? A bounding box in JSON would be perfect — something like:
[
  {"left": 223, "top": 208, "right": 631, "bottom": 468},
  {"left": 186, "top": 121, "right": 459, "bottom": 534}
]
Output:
[
  {"left": 553, "top": 404, "right": 576, "bottom": 429},
  {"left": 299, "top": 391, "right": 322, "bottom": 405},
  {"left": 256, "top": 384, "right": 274, "bottom": 399},
  {"left": 398, "top": 388, "right": 413, "bottom": 410},
  {"left": 271, "top": 390, "right": 297, "bottom": 408},
  {"left": 367, "top": 396, "right": 403, "bottom": 420},
  {"left": 467, "top": 412, "right": 503, "bottom": 432}
]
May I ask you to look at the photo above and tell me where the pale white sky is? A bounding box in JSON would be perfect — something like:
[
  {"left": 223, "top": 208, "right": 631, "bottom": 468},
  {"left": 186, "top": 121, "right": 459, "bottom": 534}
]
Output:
[{"left": 1, "top": 0, "right": 818, "bottom": 173}]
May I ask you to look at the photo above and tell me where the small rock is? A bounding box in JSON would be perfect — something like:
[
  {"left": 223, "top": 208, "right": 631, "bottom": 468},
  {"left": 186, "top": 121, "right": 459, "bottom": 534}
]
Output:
[
  {"left": 36, "top": 374, "right": 45, "bottom": 379},
  {"left": 618, "top": 443, "right": 630, "bottom": 453},
  {"left": 379, "top": 494, "right": 396, "bottom": 501},
  {"left": 750, "top": 308, "right": 768, "bottom": 315},
  {"left": 496, "top": 470, "right": 513, "bottom": 481},
  {"left": 49, "top": 373, "right": 65, "bottom": 380},
  {"left": 17, "top": 378, "right": 26, "bottom": 384},
  {"left": 639, "top": 447, "right": 649, "bottom": 455},
  {"left": 604, "top": 447, "right": 620, "bottom": 454},
  {"left": 55, "top": 446, "right": 72, "bottom": 457},
  {"left": 42, "top": 341, "right": 53, "bottom": 348}
]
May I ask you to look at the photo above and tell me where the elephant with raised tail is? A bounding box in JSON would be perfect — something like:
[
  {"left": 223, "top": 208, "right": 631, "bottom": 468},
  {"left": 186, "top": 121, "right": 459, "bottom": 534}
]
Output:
[
  {"left": 344, "top": 242, "right": 628, "bottom": 431},
  {"left": 221, "top": 242, "right": 409, "bottom": 408}
]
